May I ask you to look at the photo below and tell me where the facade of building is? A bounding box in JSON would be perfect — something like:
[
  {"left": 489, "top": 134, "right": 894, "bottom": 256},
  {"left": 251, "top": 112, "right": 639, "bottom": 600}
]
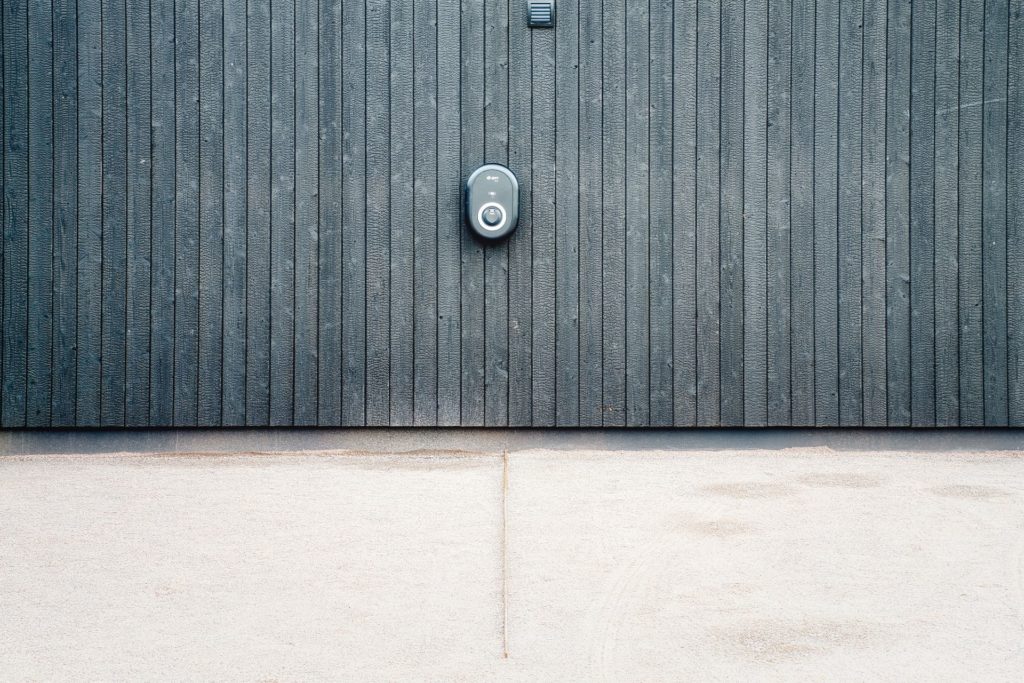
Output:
[{"left": 1, "top": 0, "right": 1022, "bottom": 428}]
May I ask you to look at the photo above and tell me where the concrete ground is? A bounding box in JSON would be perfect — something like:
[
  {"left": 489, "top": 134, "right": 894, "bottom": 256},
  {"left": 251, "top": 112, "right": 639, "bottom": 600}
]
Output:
[{"left": 2, "top": 445, "right": 1024, "bottom": 681}]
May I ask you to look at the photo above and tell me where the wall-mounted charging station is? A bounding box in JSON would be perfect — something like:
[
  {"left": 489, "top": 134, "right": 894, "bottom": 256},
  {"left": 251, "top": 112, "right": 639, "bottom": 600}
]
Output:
[{"left": 465, "top": 164, "right": 520, "bottom": 241}]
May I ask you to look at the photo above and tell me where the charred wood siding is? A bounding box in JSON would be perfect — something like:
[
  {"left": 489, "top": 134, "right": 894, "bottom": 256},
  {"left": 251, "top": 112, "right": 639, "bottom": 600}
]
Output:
[{"left": 1, "top": 0, "right": 1022, "bottom": 427}]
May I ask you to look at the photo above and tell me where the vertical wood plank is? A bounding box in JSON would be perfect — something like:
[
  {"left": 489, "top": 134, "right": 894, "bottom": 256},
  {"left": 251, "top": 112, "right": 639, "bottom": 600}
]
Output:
[
  {"left": 342, "top": 0, "right": 367, "bottom": 426},
  {"left": 222, "top": 0, "right": 248, "bottom": 425},
  {"left": 766, "top": 0, "right": 792, "bottom": 425},
  {"left": 0, "top": 0, "right": 4, "bottom": 419},
  {"left": 579, "top": 0, "right": 604, "bottom": 426},
  {"left": 861, "top": 0, "right": 887, "bottom": 426},
  {"left": 720, "top": 0, "right": 744, "bottom": 426},
  {"left": 790, "top": 0, "right": 814, "bottom": 425},
  {"left": 2, "top": 0, "right": 27, "bottom": 426},
  {"left": 317, "top": 0, "right": 342, "bottom": 425},
  {"left": 413, "top": 0, "right": 439, "bottom": 426},
  {"left": 555, "top": 0, "right": 580, "bottom": 426},
  {"left": 982, "top": 0, "right": 1008, "bottom": 425},
  {"left": 483, "top": 0, "right": 509, "bottom": 426},
  {"left": 624, "top": 0, "right": 650, "bottom": 426},
  {"left": 837, "top": 0, "right": 863, "bottom": 425},
  {"left": 149, "top": 0, "right": 176, "bottom": 426},
  {"left": 909, "top": 0, "right": 936, "bottom": 426},
  {"left": 198, "top": 0, "right": 225, "bottom": 425},
  {"left": 246, "top": 0, "right": 272, "bottom": 425},
  {"left": 1009, "top": 0, "right": 1024, "bottom": 425},
  {"left": 126, "top": 0, "right": 152, "bottom": 425},
  {"left": 673, "top": 0, "right": 697, "bottom": 426},
  {"left": 460, "top": 0, "right": 484, "bottom": 425},
  {"left": 958, "top": 0, "right": 984, "bottom": 426},
  {"left": 508, "top": 1, "right": 532, "bottom": 427},
  {"left": 886, "top": 0, "right": 911, "bottom": 425},
  {"left": 269, "top": 0, "right": 295, "bottom": 425},
  {"left": 0, "top": 0, "right": 3, "bottom": 421},
  {"left": 389, "top": 0, "right": 414, "bottom": 425},
  {"left": 743, "top": 0, "right": 768, "bottom": 426},
  {"left": 294, "top": 0, "right": 318, "bottom": 425},
  {"left": 52, "top": 0, "right": 77, "bottom": 425},
  {"left": 27, "top": 0, "right": 53, "bottom": 425},
  {"left": 813, "top": 0, "right": 839, "bottom": 426},
  {"left": 365, "top": 0, "right": 391, "bottom": 425},
  {"left": 530, "top": 16, "right": 556, "bottom": 426},
  {"left": 74, "top": 0, "right": 101, "bottom": 423},
  {"left": 649, "top": 0, "right": 673, "bottom": 427},
  {"left": 601, "top": 0, "right": 626, "bottom": 427},
  {"left": 101, "top": 0, "right": 127, "bottom": 425},
  {"left": 696, "top": 0, "right": 721, "bottom": 426},
  {"left": 934, "top": 0, "right": 960, "bottom": 425},
  {"left": 174, "top": 0, "right": 200, "bottom": 425},
  {"left": 436, "top": 0, "right": 461, "bottom": 425}
]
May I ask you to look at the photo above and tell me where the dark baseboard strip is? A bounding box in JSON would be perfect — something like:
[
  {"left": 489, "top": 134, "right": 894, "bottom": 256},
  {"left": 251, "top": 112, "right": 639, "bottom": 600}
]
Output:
[{"left": 1, "top": 427, "right": 1023, "bottom": 457}]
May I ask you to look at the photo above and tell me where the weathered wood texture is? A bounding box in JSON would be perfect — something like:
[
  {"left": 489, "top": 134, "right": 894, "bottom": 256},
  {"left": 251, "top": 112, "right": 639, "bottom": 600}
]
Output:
[{"left": 1, "top": 0, "right": 1019, "bottom": 427}]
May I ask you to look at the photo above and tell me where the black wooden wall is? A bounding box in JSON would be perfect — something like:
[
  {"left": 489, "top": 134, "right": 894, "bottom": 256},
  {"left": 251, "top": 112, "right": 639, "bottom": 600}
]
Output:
[{"left": 1, "top": 0, "right": 1022, "bottom": 427}]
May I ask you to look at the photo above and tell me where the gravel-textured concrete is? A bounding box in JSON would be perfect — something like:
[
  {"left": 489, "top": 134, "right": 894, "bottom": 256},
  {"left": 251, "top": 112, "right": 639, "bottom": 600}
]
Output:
[{"left": 2, "top": 447, "right": 1023, "bottom": 680}]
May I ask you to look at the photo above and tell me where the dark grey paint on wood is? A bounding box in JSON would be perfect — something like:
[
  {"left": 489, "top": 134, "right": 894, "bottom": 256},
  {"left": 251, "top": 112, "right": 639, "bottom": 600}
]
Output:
[
  {"left": 509, "top": 0, "right": 532, "bottom": 427},
  {"left": 886, "top": 0, "right": 911, "bottom": 426},
  {"left": 531, "top": 15, "right": 556, "bottom": 427},
  {"left": 27, "top": 0, "right": 53, "bottom": 427},
  {"left": 960, "top": 0, "right": 985, "bottom": 427},
  {"left": 837, "top": 0, "right": 863, "bottom": 426},
  {"left": 101, "top": 0, "right": 126, "bottom": 426},
  {"left": 341, "top": 0, "right": 367, "bottom": 426},
  {"left": 578, "top": 0, "right": 602, "bottom": 427},
  {"left": 76, "top": 0, "right": 102, "bottom": 426},
  {"left": 269, "top": 0, "right": 295, "bottom": 426},
  {"left": 199, "top": 0, "right": 224, "bottom": 426},
  {"left": 766, "top": 0, "right": 792, "bottom": 426},
  {"left": 813, "top": 0, "right": 839, "bottom": 426},
  {"left": 672, "top": 0, "right": 697, "bottom": 426},
  {"left": 910, "top": 0, "right": 936, "bottom": 426},
  {"left": 791, "top": 0, "right": 814, "bottom": 425},
  {"left": 3, "top": 0, "right": 28, "bottom": 427},
  {"left": 1010, "top": 0, "right": 1023, "bottom": 427},
  {"left": 743, "top": 0, "right": 768, "bottom": 427},
  {"left": 861, "top": 0, "right": 887, "bottom": 427},
  {"left": 414, "top": 0, "right": 439, "bottom": 426},
  {"left": 934, "top": 0, "right": 960, "bottom": 426},
  {"left": 436, "top": 0, "right": 460, "bottom": 426},
  {"left": 459, "top": 0, "right": 483, "bottom": 426},
  {"left": 174, "top": 0, "right": 199, "bottom": 425},
  {"left": 648, "top": 0, "right": 672, "bottom": 427},
  {"left": 389, "top": 0, "right": 413, "bottom": 426},
  {"left": 245, "top": 0, "right": 272, "bottom": 425},
  {"left": 126, "top": 0, "right": 151, "bottom": 426},
  {"left": 483, "top": 0, "right": 508, "bottom": 427},
  {"left": 52, "top": 0, "right": 76, "bottom": 426},
  {"left": 149, "top": 0, "right": 175, "bottom": 427},
  {"left": 982, "top": 0, "right": 1009, "bottom": 425},
  {"left": 720, "top": 0, "right": 743, "bottom": 427},
  {"left": 601, "top": 0, "right": 625, "bottom": 427},
  {"left": 696, "top": 0, "right": 721, "bottom": 427},
  {"left": 223, "top": 0, "right": 247, "bottom": 426},
  {"left": 294, "top": 0, "right": 318, "bottom": 426},
  {"left": 2, "top": 0, "right": 1020, "bottom": 428},
  {"left": 554, "top": 0, "right": 579, "bottom": 427}
]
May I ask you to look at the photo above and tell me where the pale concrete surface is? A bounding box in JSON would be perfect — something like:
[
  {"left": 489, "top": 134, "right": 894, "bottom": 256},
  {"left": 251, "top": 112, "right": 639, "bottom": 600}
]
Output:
[{"left": 2, "top": 447, "right": 1024, "bottom": 681}]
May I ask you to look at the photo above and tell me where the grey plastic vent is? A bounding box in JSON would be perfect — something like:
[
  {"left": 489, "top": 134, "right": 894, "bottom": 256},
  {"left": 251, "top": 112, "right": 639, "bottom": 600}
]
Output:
[{"left": 528, "top": 1, "right": 555, "bottom": 28}]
